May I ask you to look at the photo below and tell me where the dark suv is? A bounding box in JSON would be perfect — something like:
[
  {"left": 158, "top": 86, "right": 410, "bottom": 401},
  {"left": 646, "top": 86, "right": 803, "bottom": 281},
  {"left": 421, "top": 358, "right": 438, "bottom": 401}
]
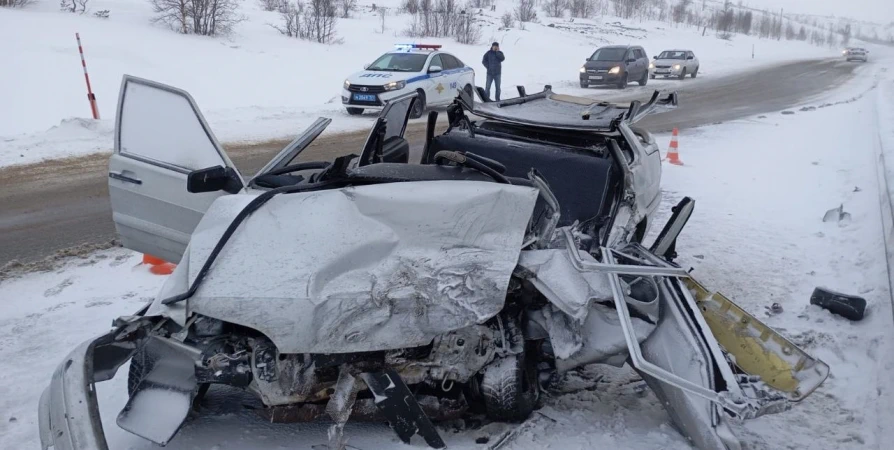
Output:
[{"left": 579, "top": 45, "right": 650, "bottom": 89}]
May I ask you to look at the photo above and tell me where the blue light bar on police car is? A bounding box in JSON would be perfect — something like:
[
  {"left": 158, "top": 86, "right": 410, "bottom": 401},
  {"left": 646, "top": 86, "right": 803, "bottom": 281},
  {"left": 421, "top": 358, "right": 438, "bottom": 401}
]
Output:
[{"left": 394, "top": 43, "right": 442, "bottom": 52}]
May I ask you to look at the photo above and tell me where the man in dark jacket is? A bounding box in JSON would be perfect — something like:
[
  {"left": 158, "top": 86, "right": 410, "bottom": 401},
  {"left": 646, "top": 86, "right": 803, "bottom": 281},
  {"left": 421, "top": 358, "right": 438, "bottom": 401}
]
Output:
[{"left": 482, "top": 42, "right": 505, "bottom": 101}]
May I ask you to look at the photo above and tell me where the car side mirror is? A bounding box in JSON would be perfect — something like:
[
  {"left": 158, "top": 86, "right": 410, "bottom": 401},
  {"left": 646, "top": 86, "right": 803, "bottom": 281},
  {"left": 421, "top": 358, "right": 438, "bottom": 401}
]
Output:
[
  {"left": 428, "top": 65, "right": 443, "bottom": 73},
  {"left": 187, "top": 166, "right": 242, "bottom": 194},
  {"left": 627, "top": 59, "right": 636, "bottom": 64},
  {"left": 687, "top": 56, "right": 694, "bottom": 60},
  {"left": 652, "top": 55, "right": 657, "bottom": 59}
]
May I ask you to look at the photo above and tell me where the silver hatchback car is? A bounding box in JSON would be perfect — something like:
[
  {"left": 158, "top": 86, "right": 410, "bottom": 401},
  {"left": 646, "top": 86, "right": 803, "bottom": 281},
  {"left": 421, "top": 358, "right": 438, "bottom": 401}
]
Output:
[{"left": 649, "top": 49, "right": 700, "bottom": 80}]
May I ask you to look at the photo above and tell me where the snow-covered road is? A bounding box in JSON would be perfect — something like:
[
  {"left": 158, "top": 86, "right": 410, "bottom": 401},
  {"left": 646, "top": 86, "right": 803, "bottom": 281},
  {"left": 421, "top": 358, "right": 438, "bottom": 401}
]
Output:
[{"left": 2, "top": 60, "right": 894, "bottom": 450}]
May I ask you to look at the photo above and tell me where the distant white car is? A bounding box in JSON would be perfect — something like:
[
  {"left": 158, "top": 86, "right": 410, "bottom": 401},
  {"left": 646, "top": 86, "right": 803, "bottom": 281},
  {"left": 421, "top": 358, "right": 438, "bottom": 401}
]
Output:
[
  {"left": 843, "top": 47, "right": 869, "bottom": 62},
  {"left": 342, "top": 44, "right": 475, "bottom": 118},
  {"left": 649, "top": 49, "right": 699, "bottom": 80}
]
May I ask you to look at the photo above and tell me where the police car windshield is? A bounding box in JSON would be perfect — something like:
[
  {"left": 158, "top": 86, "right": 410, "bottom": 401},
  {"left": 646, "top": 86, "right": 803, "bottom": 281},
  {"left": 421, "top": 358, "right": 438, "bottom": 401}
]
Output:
[
  {"left": 589, "top": 48, "right": 626, "bottom": 61},
  {"left": 368, "top": 53, "right": 429, "bottom": 72},
  {"left": 657, "top": 51, "right": 686, "bottom": 60}
]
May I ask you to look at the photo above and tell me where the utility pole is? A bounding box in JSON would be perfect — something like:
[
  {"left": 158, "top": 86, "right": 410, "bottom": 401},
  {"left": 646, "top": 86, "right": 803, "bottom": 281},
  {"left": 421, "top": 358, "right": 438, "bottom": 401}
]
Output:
[{"left": 778, "top": 8, "right": 783, "bottom": 41}]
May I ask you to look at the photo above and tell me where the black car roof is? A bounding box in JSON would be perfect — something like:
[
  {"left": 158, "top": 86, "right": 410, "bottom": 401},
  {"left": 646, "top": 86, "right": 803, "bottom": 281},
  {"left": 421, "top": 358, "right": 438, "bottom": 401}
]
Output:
[{"left": 600, "top": 45, "right": 639, "bottom": 49}]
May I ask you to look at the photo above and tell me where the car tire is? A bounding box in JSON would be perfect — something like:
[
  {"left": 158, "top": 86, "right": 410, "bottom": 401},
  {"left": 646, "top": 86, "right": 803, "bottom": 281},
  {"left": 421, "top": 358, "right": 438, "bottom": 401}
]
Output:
[
  {"left": 617, "top": 73, "right": 628, "bottom": 89},
  {"left": 691, "top": 67, "right": 698, "bottom": 78},
  {"left": 481, "top": 345, "right": 540, "bottom": 422},
  {"left": 410, "top": 90, "right": 426, "bottom": 119},
  {"left": 678, "top": 68, "right": 687, "bottom": 80},
  {"left": 346, "top": 107, "right": 364, "bottom": 116},
  {"left": 639, "top": 71, "right": 648, "bottom": 86}
]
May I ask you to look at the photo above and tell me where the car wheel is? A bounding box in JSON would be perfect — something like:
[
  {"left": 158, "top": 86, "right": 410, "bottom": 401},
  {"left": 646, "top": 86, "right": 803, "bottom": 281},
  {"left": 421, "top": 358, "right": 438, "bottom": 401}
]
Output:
[
  {"left": 678, "top": 68, "right": 687, "bottom": 80},
  {"left": 346, "top": 107, "right": 364, "bottom": 116},
  {"left": 617, "top": 73, "right": 628, "bottom": 89},
  {"left": 691, "top": 67, "right": 698, "bottom": 78},
  {"left": 639, "top": 70, "right": 648, "bottom": 86},
  {"left": 481, "top": 344, "right": 540, "bottom": 422},
  {"left": 410, "top": 90, "right": 426, "bottom": 119}
]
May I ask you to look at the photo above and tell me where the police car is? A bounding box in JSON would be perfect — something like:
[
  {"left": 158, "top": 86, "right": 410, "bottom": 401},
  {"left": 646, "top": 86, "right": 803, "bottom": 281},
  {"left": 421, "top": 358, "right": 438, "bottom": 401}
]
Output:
[{"left": 342, "top": 44, "right": 475, "bottom": 118}]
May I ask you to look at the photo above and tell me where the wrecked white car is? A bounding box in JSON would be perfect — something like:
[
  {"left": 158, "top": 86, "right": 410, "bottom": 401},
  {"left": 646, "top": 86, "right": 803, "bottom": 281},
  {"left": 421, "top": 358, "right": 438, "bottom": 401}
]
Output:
[{"left": 39, "top": 77, "right": 830, "bottom": 450}]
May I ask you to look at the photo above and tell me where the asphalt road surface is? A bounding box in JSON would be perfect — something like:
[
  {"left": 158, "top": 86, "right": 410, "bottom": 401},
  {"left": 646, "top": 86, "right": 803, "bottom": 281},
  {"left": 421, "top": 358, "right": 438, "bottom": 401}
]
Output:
[{"left": 0, "top": 58, "right": 858, "bottom": 266}]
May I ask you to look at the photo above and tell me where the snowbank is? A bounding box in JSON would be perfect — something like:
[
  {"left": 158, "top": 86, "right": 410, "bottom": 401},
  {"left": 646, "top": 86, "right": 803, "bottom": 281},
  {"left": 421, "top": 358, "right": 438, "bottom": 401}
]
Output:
[{"left": 1, "top": 0, "right": 835, "bottom": 167}]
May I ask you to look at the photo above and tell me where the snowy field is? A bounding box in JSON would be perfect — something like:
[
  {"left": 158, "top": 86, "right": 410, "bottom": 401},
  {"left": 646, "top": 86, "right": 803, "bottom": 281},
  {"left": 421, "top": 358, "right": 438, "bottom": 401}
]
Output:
[
  {"left": 2, "top": 56, "right": 893, "bottom": 449},
  {"left": 0, "top": 0, "right": 839, "bottom": 167}
]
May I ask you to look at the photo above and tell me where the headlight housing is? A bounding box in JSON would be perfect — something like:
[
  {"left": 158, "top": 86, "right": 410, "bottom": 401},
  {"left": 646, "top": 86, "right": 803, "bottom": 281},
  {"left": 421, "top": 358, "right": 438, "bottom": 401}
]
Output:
[
  {"left": 608, "top": 66, "right": 621, "bottom": 74},
  {"left": 649, "top": 62, "right": 655, "bottom": 69},
  {"left": 673, "top": 64, "right": 681, "bottom": 70},
  {"left": 383, "top": 80, "right": 407, "bottom": 91},
  {"left": 343, "top": 79, "right": 351, "bottom": 89},
  {"left": 580, "top": 66, "right": 586, "bottom": 73}
]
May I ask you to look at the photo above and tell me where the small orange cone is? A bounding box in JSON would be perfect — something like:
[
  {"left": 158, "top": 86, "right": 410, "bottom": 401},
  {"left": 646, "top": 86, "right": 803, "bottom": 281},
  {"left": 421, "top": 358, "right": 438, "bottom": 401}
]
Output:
[
  {"left": 149, "top": 262, "right": 177, "bottom": 275},
  {"left": 142, "top": 254, "right": 176, "bottom": 275},
  {"left": 666, "top": 128, "right": 683, "bottom": 166},
  {"left": 142, "top": 254, "right": 166, "bottom": 266}
]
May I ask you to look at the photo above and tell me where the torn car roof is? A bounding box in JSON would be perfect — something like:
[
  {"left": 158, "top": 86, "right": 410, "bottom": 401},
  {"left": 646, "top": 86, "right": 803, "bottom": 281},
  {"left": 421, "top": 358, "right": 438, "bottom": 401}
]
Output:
[{"left": 461, "top": 87, "right": 678, "bottom": 131}]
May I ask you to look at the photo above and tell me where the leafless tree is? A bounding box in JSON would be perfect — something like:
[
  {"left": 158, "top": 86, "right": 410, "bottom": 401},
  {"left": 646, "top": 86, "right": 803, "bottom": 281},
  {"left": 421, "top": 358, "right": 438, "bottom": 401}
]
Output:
[
  {"left": 0, "top": 0, "right": 30, "bottom": 7},
  {"left": 671, "top": 0, "right": 690, "bottom": 25},
  {"left": 569, "top": 0, "right": 594, "bottom": 18},
  {"left": 797, "top": 25, "right": 807, "bottom": 41},
  {"left": 714, "top": 0, "right": 733, "bottom": 33},
  {"left": 272, "top": 0, "right": 339, "bottom": 43},
  {"left": 514, "top": 0, "right": 536, "bottom": 23},
  {"left": 541, "top": 0, "right": 565, "bottom": 18},
  {"left": 150, "top": 0, "right": 245, "bottom": 36},
  {"left": 271, "top": 1, "right": 304, "bottom": 37},
  {"left": 339, "top": 0, "right": 355, "bottom": 18},
  {"left": 60, "top": 0, "right": 89, "bottom": 13}
]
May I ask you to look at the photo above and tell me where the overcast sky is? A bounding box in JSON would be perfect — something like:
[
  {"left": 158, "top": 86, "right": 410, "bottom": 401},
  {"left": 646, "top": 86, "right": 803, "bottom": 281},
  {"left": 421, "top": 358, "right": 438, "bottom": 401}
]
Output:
[{"left": 736, "top": 0, "right": 893, "bottom": 24}]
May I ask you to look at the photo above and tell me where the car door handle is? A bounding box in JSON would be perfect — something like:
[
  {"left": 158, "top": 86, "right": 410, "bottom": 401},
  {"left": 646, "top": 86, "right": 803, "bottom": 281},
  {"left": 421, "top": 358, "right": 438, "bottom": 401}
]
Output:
[{"left": 109, "top": 171, "right": 142, "bottom": 185}]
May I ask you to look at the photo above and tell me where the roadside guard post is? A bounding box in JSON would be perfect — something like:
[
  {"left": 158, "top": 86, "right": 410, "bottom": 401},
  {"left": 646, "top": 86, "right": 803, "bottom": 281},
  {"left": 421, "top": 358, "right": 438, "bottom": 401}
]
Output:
[{"left": 75, "top": 32, "right": 100, "bottom": 120}]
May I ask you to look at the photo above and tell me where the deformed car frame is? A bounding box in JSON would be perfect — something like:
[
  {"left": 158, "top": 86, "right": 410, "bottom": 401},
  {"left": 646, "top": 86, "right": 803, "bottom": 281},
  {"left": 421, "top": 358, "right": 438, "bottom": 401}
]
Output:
[{"left": 39, "top": 77, "right": 830, "bottom": 450}]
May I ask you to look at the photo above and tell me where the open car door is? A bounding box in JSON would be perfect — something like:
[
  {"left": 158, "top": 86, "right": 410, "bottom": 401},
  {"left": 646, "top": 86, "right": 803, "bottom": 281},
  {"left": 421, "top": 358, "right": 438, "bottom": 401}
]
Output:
[{"left": 108, "top": 75, "right": 245, "bottom": 264}]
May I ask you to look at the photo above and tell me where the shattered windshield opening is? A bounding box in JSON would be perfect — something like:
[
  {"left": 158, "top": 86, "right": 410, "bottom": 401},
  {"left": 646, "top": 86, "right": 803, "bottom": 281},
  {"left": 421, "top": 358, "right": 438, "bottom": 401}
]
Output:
[
  {"left": 589, "top": 48, "right": 626, "bottom": 61},
  {"left": 658, "top": 51, "right": 686, "bottom": 60},
  {"left": 367, "top": 53, "right": 428, "bottom": 72}
]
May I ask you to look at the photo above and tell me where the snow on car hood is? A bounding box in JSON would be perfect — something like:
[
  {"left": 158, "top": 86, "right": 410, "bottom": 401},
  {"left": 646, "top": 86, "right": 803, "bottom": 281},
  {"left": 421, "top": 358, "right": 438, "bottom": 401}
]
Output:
[
  {"left": 150, "top": 180, "right": 538, "bottom": 354},
  {"left": 346, "top": 70, "right": 417, "bottom": 85}
]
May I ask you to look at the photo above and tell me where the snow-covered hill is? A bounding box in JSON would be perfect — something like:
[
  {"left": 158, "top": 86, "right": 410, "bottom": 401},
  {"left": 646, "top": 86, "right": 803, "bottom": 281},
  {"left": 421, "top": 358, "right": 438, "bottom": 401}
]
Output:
[{"left": 1, "top": 0, "right": 836, "bottom": 166}]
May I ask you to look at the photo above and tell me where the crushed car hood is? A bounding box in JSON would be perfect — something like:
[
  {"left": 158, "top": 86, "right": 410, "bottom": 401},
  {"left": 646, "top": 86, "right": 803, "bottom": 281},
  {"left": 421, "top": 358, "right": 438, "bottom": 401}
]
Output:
[{"left": 147, "top": 180, "right": 539, "bottom": 354}]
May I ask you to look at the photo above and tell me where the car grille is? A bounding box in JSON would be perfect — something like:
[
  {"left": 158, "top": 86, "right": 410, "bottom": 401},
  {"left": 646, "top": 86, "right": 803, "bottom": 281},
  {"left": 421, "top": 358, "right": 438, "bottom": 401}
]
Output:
[
  {"left": 586, "top": 69, "right": 609, "bottom": 74},
  {"left": 655, "top": 65, "right": 671, "bottom": 69},
  {"left": 348, "top": 84, "right": 387, "bottom": 94}
]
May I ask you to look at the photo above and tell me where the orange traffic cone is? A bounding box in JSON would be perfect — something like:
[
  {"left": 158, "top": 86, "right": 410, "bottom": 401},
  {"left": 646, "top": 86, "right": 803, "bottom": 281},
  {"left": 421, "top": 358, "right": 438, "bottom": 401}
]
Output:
[
  {"left": 666, "top": 128, "right": 683, "bottom": 166},
  {"left": 142, "top": 254, "right": 176, "bottom": 275}
]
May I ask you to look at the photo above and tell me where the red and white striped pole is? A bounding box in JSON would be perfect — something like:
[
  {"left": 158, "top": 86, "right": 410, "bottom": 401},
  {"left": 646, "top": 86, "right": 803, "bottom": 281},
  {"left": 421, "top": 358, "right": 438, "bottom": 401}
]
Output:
[{"left": 75, "top": 32, "right": 100, "bottom": 120}]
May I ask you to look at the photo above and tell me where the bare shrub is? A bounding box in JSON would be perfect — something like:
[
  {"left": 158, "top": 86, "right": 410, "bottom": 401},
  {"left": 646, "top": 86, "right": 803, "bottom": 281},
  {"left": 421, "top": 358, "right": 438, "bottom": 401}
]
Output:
[
  {"left": 259, "top": 0, "right": 284, "bottom": 11},
  {"left": 94, "top": 9, "right": 110, "bottom": 18},
  {"left": 0, "top": 0, "right": 33, "bottom": 7},
  {"left": 400, "top": 0, "right": 418, "bottom": 14},
  {"left": 569, "top": 0, "right": 594, "bottom": 19},
  {"left": 455, "top": 12, "right": 481, "bottom": 44},
  {"left": 514, "top": 0, "right": 536, "bottom": 23},
  {"left": 150, "top": 0, "right": 245, "bottom": 36},
  {"left": 500, "top": 11, "right": 513, "bottom": 28},
  {"left": 404, "top": 0, "right": 464, "bottom": 39},
  {"left": 542, "top": 0, "right": 564, "bottom": 18},
  {"left": 60, "top": 0, "right": 89, "bottom": 13},
  {"left": 272, "top": 0, "right": 339, "bottom": 43}
]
